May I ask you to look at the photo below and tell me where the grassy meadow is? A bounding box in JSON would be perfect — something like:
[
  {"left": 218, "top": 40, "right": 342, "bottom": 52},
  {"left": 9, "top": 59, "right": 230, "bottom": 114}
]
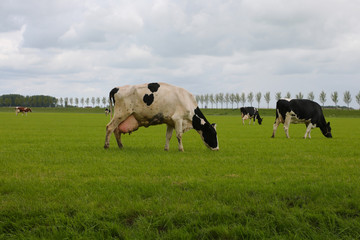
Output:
[{"left": 1, "top": 108, "right": 360, "bottom": 239}]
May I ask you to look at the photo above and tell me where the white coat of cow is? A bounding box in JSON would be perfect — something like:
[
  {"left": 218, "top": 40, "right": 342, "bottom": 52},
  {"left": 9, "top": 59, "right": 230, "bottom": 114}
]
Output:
[{"left": 104, "top": 82, "right": 219, "bottom": 151}]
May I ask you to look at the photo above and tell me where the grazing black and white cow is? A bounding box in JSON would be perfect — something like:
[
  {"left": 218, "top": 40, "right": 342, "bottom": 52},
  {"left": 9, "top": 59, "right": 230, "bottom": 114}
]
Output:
[
  {"left": 240, "top": 107, "right": 263, "bottom": 125},
  {"left": 105, "top": 108, "right": 111, "bottom": 116},
  {"left": 271, "top": 99, "right": 332, "bottom": 139},
  {"left": 15, "top": 107, "right": 32, "bottom": 116},
  {"left": 104, "top": 82, "right": 219, "bottom": 151}
]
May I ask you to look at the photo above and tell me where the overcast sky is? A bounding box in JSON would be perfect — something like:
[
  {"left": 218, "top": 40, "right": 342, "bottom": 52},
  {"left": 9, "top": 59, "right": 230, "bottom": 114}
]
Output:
[{"left": 1, "top": 0, "right": 359, "bottom": 107}]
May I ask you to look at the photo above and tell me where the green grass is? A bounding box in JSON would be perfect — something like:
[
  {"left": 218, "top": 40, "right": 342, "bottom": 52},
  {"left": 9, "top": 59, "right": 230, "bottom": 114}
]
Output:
[
  {"left": 2, "top": 106, "right": 360, "bottom": 118},
  {"left": 1, "top": 112, "right": 360, "bottom": 239}
]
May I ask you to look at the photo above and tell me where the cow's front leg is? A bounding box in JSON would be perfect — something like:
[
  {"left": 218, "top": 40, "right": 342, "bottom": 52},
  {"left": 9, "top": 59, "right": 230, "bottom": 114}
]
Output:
[
  {"left": 104, "top": 117, "right": 126, "bottom": 149},
  {"left": 164, "top": 124, "right": 174, "bottom": 151},
  {"left": 304, "top": 123, "right": 314, "bottom": 139},
  {"left": 114, "top": 128, "right": 123, "bottom": 148},
  {"left": 174, "top": 119, "right": 184, "bottom": 152}
]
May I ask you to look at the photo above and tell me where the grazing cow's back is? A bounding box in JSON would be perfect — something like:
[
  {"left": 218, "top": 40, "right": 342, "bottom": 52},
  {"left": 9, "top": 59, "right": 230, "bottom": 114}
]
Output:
[
  {"left": 240, "top": 107, "right": 263, "bottom": 125},
  {"left": 104, "top": 82, "right": 219, "bottom": 151},
  {"left": 272, "top": 99, "right": 332, "bottom": 138}
]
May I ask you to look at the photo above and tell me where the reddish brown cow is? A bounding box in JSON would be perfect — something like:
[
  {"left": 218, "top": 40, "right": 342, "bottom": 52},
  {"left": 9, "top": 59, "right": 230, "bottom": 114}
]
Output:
[{"left": 15, "top": 107, "right": 32, "bottom": 116}]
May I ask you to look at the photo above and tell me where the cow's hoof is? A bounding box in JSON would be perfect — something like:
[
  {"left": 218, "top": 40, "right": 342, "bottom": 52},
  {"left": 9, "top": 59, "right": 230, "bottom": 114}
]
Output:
[{"left": 104, "top": 144, "right": 109, "bottom": 149}]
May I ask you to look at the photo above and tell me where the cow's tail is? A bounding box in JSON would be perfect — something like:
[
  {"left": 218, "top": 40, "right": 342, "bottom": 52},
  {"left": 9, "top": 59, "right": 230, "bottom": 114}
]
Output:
[{"left": 109, "top": 87, "right": 119, "bottom": 119}]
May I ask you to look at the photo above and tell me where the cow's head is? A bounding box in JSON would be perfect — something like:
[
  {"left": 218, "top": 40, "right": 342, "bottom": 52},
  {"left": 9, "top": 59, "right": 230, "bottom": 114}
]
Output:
[
  {"left": 192, "top": 108, "right": 219, "bottom": 150},
  {"left": 320, "top": 122, "right": 332, "bottom": 138},
  {"left": 257, "top": 117, "right": 263, "bottom": 125}
]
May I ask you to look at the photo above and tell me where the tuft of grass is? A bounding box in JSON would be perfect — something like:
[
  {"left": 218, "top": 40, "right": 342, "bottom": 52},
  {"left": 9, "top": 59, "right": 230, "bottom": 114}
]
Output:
[{"left": 1, "top": 112, "right": 360, "bottom": 239}]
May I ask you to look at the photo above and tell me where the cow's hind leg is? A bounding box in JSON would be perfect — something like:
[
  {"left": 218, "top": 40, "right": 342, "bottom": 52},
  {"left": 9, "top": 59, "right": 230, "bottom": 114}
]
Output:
[
  {"left": 114, "top": 128, "right": 123, "bottom": 148},
  {"left": 164, "top": 124, "right": 174, "bottom": 151},
  {"left": 104, "top": 117, "right": 127, "bottom": 149},
  {"left": 272, "top": 118, "right": 281, "bottom": 138}
]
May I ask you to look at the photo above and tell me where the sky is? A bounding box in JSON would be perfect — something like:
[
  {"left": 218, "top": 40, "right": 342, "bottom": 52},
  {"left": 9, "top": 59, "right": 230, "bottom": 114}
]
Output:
[{"left": 1, "top": 0, "right": 360, "bottom": 108}]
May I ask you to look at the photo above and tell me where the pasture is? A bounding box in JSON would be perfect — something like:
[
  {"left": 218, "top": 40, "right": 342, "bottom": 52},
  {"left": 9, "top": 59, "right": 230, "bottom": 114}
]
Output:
[{"left": 1, "top": 109, "right": 360, "bottom": 239}]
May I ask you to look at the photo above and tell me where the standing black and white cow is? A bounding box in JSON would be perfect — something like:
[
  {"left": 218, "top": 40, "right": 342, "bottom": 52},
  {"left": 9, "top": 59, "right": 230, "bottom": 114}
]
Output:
[
  {"left": 104, "top": 82, "right": 219, "bottom": 151},
  {"left": 240, "top": 107, "right": 263, "bottom": 125},
  {"left": 271, "top": 99, "right": 332, "bottom": 139}
]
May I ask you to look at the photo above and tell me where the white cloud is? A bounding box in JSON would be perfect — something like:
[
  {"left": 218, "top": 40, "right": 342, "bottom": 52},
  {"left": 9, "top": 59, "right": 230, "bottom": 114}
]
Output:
[
  {"left": 1, "top": 0, "right": 360, "bottom": 108},
  {"left": 59, "top": 5, "right": 144, "bottom": 48}
]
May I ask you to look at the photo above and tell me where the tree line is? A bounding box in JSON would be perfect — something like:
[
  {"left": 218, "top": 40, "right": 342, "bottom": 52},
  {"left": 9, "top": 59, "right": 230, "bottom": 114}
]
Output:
[
  {"left": 0, "top": 95, "right": 108, "bottom": 108},
  {"left": 195, "top": 90, "right": 360, "bottom": 109},
  {"left": 56, "top": 97, "right": 108, "bottom": 108},
  {"left": 0, "top": 94, "right": 57, "bottom": 107},
  {"left": 1, "top": 90, "right": 360, "bottom": 109}
]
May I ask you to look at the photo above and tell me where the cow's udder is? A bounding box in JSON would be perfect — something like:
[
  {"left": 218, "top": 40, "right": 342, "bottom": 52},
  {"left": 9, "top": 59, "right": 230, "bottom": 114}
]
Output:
[{"left": 118, "top": 115, "right": 139, "bottom": 133}]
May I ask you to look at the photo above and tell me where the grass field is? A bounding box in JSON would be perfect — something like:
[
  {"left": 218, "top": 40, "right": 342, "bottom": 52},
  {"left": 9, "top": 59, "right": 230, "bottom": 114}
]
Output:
[{"left": 1, "top": 110, "right": 360, "bottom": 239}]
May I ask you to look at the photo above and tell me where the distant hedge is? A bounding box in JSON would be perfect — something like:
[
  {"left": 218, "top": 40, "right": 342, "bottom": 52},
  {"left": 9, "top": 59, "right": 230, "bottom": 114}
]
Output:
[{"left": 0, "top": 94, "right": 57, "bottom": 107}]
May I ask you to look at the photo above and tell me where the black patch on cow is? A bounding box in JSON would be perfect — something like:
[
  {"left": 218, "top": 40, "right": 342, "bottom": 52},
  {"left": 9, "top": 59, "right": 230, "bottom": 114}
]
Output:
[
  {"left": 192, "top": 114, "right": 202, "bottom": 131},
  {"left": 148, "top": 113, "right": 164, "bottom": 126},
  {"left": 148, "top": 83, "right": 160, "bottom": 93},
  {"left": 109, "top": 87, "right": 119, "bottom": 104},
  {"left": 143, "top": 94, "right": 154, "bottom": 106},
  {"left": 194, "top": 107, "right": 207, "bottom": 120},
  {"left": 320, "top": 122, "right": 332, "bottom": 138},
  {"left": 240, "top": 107, "right": 256, "bottom": 116},
  {"left": 192, "top": 107, "right": 218, "bottom": 149}
]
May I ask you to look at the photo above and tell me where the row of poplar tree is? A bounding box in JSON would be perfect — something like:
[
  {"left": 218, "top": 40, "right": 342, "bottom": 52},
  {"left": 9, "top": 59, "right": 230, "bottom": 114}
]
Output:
[
  {"left": 1, "top": 91, "right": 359, "bottom": 109},
  {"left": 195, "top": 90, "right": 360, "bottom": 109}
]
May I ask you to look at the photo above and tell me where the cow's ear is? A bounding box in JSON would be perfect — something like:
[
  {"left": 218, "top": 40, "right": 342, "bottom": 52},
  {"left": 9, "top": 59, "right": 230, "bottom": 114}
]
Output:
[
  {"left": 327, "top": 122, "right": 330, "bottom": 127},
  {"left": 212, "top": 123, "right": 217, "bottom": 130}
]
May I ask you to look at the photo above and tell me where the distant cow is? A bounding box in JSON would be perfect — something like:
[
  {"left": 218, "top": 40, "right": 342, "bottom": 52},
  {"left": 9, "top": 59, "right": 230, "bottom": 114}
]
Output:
[
  {"left": 240, "top": 107, "right": 263, "bottom": 125},
  {"left": 272, "top": 99, "right": 332, "bottom": 139},
  {"left": 15, "top": 107, "right": 32, "bottom": 116},
  {"left": 105, "top": 108, "right": 111, "bottom": 116},
  {"left": 104, "top": 82, "right": 219, "bottom": 151}
]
